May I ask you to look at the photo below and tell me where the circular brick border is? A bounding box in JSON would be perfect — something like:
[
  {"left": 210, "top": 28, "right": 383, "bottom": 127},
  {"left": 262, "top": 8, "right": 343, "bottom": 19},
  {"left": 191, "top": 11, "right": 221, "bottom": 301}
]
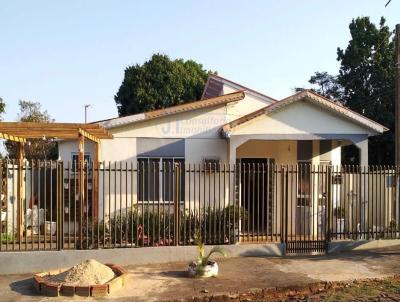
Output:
[{"left": 33, "top": 263, "right": 127, "bottom": 297}]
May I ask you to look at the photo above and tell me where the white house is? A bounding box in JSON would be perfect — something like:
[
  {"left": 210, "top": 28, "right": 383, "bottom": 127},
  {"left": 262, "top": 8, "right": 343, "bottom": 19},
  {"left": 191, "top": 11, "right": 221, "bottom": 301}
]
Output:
[
  {"left": 59, "top": 74, "right": 387, "bottom": 168},
  {"left": 57, "top": 74, "right": 389, "bottom": 241}
]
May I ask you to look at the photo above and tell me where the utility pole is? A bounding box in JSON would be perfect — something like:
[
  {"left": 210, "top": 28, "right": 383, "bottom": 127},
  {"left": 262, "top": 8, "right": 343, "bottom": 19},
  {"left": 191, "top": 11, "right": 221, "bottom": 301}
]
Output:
[
  {"left": 84, "top": 104, "right": 91, "bottom": 123},
  {"left": 395, "top": 24, "right": 400, "bottom": 230},
  {"left": 396, "top": 25, "right": 400, "bottom": 166}
]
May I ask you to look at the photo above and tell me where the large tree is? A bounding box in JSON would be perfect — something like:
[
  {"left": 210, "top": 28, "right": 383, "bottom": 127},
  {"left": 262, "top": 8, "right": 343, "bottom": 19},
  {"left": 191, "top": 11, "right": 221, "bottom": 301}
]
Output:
[
  {"left": 337, "top": 17, "right": 395, "bottom": 165},
  {"left": 5, "top": 100, "right": 58, "bottom": 160},
  {"left": 0, "top": 97, "right": 5, "bottom": 119},
  {"left": 305, "top": 17, "right": 395, "bottom": 165},
  {"left": 115, "top": 53, "right": 212, "bottom": 116}
]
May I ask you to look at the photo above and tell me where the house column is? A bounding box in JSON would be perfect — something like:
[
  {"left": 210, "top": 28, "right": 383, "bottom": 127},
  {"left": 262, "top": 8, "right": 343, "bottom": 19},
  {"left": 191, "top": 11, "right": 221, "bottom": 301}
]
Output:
[
  {"left": 228, "top": 136, "right": 249, "bottom": 242},
  {"left": 353, "top": 137, "right": 368, "bottom": 236},
  {"left": 354, "top": 138, "right": 368, "bottom": 167},
  {"left": 228, "top": 139, "right": 236, "bottom": 165},
  {"left": 311, "top": 141, "right": 319, "bottom": 239}
]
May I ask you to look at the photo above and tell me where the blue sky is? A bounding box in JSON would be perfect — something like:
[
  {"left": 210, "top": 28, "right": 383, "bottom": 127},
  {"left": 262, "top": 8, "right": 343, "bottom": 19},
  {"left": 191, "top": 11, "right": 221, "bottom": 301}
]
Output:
[{"left": 0, "top": 0, "right": 399, "bottom": 123}]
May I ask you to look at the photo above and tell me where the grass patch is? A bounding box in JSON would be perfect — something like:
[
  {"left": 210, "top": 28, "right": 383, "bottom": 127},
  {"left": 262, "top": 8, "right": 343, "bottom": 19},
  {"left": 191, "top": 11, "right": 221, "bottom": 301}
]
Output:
[{"left": 324, "top": 278, "right": 400, "bottom": 301}]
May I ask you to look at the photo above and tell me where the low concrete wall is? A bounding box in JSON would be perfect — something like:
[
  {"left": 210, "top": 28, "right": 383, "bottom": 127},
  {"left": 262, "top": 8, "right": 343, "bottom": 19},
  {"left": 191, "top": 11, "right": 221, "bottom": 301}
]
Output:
[
  {"left": 0, "top": 243, "right": 283, "bottom": 275},
  {"left": 329, "top": 239, "right": 400, "bottom": 254}
]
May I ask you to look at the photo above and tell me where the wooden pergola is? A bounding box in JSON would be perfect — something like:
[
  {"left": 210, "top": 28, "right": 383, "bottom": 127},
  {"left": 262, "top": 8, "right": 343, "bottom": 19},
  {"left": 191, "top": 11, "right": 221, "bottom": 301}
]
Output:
[{"left": 0, "top": 122, "right": 113, "bottom": 241}]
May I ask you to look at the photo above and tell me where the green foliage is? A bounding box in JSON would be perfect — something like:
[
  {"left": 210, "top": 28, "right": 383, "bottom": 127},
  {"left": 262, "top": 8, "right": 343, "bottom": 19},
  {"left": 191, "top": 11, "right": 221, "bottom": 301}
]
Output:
[
  {"left": 337, "top": 17, "right": 395, "bottom": 165},
  {"left": 309, "top": 72, "right": 343, "bottom": 101},
  {"left": 185, "top": 204, "right": 247, "bottom": 244},
  {"left": 5, "top": 100, "right": 58, "bottom": 160},
  {"left": 77, "top": 204, "right": 246, "bottom": 249},
  {"left": 0, "top": 97, "right": 5, "bottom": 120},
  {"left": 193, "top": 231, "right": 226, "bottom": 276},
  {"left": 77, "top": 219, "right": 109, "bottom": 249},
  {"left": 114, "top": 53, "right": 213, "bottom": 116},
  {"left": 334, "top": 206, "right": 345, "bottom": 219},
  {"left": 0, "top": 233, "right": 14, "bottom": 244},
  {"left": 305, "top": 17, "right": 395, "bottom": 165}
]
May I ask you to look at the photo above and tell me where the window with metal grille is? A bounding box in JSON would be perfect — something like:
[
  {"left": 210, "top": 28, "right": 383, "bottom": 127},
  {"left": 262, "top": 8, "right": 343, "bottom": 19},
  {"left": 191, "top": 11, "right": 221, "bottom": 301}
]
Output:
[{"left": 137, "top": 157, "right": 185, "bottom": 203}]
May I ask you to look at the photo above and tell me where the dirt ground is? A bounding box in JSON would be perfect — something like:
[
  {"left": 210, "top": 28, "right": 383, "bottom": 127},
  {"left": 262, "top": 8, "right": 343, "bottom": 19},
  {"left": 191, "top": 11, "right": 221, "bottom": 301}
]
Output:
[{"left": 2, "top": 246, "right": 400, "bottom": 302}]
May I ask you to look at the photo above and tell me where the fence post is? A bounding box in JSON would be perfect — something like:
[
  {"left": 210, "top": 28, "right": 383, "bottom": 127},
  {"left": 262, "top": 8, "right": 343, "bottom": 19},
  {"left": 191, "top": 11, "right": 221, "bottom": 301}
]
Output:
[
  {"left": 284, "top": 166, "right": 289, "bottom": 247},
  {"left": 280, "top": 165, "right": 287, "bottom": 246},
  {"left": 326, "top": 165, "right": 332, "bottom": 245},
  {"left": 174, "top": 163, "right": 180, "bottom": 246},
  {"left": 56, "top": 162, "right": 60, "bottom": 250}
]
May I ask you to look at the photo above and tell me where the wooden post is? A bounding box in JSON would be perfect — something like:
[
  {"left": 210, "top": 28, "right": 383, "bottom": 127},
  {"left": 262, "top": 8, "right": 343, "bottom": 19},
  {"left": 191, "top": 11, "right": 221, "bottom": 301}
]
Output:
[
  {"left": 16, "top": 142, "right": 25, "bottom": 241},
  {"left": 78, "top": 134, "right": 85, "bottom": 245},
  {"left": 92, "top": 142, "right": 99, "bottom": 220}
]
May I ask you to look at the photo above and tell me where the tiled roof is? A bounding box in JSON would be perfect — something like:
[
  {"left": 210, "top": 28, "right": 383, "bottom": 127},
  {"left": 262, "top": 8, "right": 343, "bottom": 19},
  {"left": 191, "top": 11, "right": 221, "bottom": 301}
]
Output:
[
  {"left": 202, "top": 76, "right": 224, "bottom": 99},
  {"left": 202, "top": 74, "right": 278, "bottom": 102},
  {"left": 221, "top": 89, "right": 389, "bottom": 136},
  {"left": 100, "top": 91, "right": 245, "bottom": 129}
]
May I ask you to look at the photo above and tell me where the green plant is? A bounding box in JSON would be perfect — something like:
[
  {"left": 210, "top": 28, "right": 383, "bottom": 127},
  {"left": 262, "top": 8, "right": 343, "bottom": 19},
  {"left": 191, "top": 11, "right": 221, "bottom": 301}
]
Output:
[
  {"left": 193, "top": 231, "right": 226, "bottom": 276},
  {"left": 75, "top": 204, "right": 247, "bottom": 249},
  {"left": 77, "top": 219, "right": 110, "bottom": 249},
  {"left": 1, "top": 233, "right": 14, "bottom": 244},
  {"left": 182, "top": 205, "right": 248, "bottom": 245},
  {"left": 389, "top": 219, "right": 397, "bottom": 230},
  {"left": 334, "top": 206, "right": 345, "bottom": 219}
]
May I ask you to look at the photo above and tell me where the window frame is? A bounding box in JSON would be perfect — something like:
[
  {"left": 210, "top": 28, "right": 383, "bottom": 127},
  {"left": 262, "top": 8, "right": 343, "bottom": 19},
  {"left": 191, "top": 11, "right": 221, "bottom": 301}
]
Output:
[
  {"left": 70, "top": 152, "right": 92, "bottom": 175},
  {"left": 137, "top": 157, "right": 185, "bottom": 204}
]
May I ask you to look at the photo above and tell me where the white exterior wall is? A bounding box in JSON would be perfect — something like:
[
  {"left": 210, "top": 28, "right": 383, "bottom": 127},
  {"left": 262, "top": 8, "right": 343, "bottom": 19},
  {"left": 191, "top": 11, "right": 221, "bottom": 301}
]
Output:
[
  {"left": 236, "top": 140, "right": 297, "bottom": 164},
  {"left": 231, "top": 101, "right": 373, "bottom": 136},
  {"left": 58, "top": 140, "right": 95, "bottom": 163},
  {"left": 100, "top": 138, "right": 137, "bottom": 163},
  {"left": 223, "top": 85, "right": 273, "bottom": 121},
  {"left": 55, "top": 91, "right": 378, "bottom": 230},
  {"left": 185, "top": 138, "right": 228, "bottom": 163},
  {"left": 110, "top": 106, "right": 228, "bottom": 139}
]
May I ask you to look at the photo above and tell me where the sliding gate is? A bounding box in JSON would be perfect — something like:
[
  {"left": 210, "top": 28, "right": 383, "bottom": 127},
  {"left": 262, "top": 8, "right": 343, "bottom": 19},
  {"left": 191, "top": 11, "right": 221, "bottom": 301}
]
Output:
[{"left": 283, "top": 164, "right": 330, "bottom": 254}]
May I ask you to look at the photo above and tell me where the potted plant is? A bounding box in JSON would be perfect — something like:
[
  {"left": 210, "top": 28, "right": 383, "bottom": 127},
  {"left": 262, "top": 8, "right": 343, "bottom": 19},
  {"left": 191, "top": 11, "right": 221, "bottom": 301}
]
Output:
[
  {"left": 334, "top": 206, "right": 345, "bottom": 234},
  {"left": 188, "top": 232, "right": 227, "bottom": 278}
]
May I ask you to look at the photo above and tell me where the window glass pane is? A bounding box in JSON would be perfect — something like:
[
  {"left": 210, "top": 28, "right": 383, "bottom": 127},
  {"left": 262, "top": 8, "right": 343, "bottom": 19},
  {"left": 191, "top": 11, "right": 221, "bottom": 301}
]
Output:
[
  {"left": 162, "top": 159, "right": 173, "bottom": 202},
  {"left": 138, "top": 158, "right": 160, "bottom": 202},
  {"left": 148, "top": 159, "right": 160, "bottom": 201},
  {"left": 137, "top": 159, "right": 147, "bottom": 202},
  {"left": 139, "top": 157, "right": 184, "bottom": 203},
  {"left": 174, "top": 159, "right": 185, "bottom": 202},
  {"left": 297, "top": 162, "right": 311, "bottom": 206}
]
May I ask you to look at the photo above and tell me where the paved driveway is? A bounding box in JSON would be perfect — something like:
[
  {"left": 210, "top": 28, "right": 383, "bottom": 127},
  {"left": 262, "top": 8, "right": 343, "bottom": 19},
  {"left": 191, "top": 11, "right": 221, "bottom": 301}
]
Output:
[{"left": 3, "top": 246, "right": 400, "bottom": 302}]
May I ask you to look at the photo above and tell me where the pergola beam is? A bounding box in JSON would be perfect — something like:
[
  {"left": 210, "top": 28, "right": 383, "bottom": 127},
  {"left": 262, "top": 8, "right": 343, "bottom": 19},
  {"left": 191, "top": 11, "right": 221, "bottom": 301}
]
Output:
[
  {"left": 0, "top": 121, "right": 113, "bottom": 246},
  {"left": 0, "top": 122, "right": 102, "bottom": 129},
  {"left": 2, "top": 130, "right": 110, "bottom": 139},
  {"left": 78, "top": 128, "right": 100, "bottom": 144},
  {"left": 0, "top": 122, "right": 113, "bottom": 140},
  {"left": 0, "top": 132, "right": 26, "bottom": 143}
]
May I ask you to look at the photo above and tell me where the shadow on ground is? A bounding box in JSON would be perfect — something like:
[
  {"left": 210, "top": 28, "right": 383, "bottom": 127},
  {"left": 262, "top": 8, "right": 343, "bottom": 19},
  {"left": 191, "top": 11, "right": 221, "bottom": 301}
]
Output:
[
  {"left": 3, "top": 246, "right": 400, "bottom": 302},
  {"left": 9, "top": 277, "right": 38, "bottom": 297}
]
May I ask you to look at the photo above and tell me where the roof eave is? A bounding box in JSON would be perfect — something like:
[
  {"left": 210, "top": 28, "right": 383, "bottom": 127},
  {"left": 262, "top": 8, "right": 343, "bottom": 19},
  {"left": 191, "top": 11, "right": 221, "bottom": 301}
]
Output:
[
  {"left": 100, "top": 91, "right": 245, "bottom": 130},
  {"left": 220, "top": 90, "right": 389, "bottom": 137}
]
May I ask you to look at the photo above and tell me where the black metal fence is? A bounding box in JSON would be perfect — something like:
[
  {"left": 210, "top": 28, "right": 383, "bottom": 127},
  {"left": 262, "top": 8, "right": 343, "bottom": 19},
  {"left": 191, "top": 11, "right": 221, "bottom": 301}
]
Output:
[{"left": 0, "top": 160, "right": 399, "bottom": 253}]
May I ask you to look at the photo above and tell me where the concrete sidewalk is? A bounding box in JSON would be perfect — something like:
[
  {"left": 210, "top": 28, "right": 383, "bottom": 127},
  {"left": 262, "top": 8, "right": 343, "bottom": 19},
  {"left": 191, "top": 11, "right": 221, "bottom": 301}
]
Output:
[{"left": 2, "top": 246, "right": 400, "bottom": 302}]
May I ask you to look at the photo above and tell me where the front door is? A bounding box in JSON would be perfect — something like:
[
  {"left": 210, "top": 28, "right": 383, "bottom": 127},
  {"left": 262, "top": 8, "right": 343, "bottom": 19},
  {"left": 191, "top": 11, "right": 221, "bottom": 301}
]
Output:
[{"left": 240, "top": 158, "right": 274, "bottom": 241}]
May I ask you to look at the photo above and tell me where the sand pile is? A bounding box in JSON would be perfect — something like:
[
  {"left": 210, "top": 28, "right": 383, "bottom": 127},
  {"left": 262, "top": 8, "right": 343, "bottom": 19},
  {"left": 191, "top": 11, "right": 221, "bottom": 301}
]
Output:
[{"left": 46, "top": 259, "right": 115, "bottom": 285}]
